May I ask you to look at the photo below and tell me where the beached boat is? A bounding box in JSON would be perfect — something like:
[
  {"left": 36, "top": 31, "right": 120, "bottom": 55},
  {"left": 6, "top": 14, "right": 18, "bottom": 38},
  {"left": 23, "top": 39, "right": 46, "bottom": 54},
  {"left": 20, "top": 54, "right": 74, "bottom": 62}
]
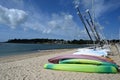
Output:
[
  {"left": 73, "top": 49, "right": 108, "bottom": 56},
  {"left": 48, "top": 54, "right": 114, "bottom": 64},
  {"left": 44, "top": 63, "right": 118, "bottom": 73},
  {"left": 59, "top": 59, "right": 118, "bottom": 68},
  {"left": 44, "top": 0, "right": 120, "bottom": 73}
]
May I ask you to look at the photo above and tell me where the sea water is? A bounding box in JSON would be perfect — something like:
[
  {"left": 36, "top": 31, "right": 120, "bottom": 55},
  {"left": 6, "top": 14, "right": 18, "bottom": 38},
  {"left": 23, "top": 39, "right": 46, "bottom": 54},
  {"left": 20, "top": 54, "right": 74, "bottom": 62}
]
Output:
[{"left": 0, "top": 43, "right": 90, "bottom": 57}]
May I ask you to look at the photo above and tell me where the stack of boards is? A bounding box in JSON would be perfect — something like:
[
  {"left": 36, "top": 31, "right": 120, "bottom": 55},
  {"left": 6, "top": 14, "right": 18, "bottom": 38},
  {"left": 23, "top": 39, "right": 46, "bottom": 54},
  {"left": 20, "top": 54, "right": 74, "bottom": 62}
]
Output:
[{"left": 44, "top": 49, "right": 119, "bottom": 73}]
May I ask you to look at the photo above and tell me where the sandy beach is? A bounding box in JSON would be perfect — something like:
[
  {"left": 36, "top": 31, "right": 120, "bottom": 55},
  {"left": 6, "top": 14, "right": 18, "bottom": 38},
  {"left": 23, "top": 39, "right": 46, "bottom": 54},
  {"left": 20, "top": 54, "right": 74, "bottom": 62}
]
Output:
[{"left": 0, "top": 45, "right": 120, "bottom": 80}]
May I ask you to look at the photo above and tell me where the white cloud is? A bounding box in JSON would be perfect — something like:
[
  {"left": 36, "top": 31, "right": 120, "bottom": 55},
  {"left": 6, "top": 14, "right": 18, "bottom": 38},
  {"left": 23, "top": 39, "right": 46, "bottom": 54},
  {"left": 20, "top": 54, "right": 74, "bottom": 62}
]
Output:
[
  {"left": 74, "top": 0, "right": 120, "bottom": 18},
  {"left": 0, "top": 5, "right": 27, "bottom": 28},
  {"left": 73, "top": 0, "right": 120, "bottom": 40},
  {"left": 0, "top": 0, "right": 94, "bottom": 40},
  {"left": 79, "top": 0, "right": 107, "bottom": 18},
  {"left": 73, "top": 0, "right": 80, "bottom": 7},
  {"left": 23, "top": 11, "right": 88, "bottom": 40}
]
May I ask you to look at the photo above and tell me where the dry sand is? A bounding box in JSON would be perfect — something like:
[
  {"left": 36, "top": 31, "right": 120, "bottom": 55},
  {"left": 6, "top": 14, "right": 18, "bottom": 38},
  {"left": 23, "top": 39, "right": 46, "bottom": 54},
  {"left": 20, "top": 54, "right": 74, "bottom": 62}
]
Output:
[{"left": 0, "top": 45, "right": 120, "bottom": 80}]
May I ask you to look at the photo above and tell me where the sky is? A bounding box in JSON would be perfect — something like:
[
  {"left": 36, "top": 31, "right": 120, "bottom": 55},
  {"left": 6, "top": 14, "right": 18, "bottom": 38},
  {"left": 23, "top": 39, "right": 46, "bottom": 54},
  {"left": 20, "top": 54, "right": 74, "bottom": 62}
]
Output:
[{"left": 0, "top": 0, "right": 120, "bottom": 42}]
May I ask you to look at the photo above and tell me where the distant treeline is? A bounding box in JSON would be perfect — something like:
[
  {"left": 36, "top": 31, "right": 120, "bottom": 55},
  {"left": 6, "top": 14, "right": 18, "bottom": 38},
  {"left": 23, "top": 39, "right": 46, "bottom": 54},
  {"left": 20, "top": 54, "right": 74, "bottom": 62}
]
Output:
[
  {"left": 6, "top": 38, "right": 120, "bottom": 44},
  {"left": 6, "top": 38, "right": 93, "bottom": 44}
]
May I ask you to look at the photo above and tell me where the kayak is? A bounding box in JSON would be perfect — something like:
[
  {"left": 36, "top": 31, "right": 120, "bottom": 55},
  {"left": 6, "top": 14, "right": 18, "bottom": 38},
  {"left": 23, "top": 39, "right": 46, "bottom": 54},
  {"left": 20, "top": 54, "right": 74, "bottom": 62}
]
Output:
[
  {"left": 59, "top": 59, "right": 118, "bottom": 68},
  {"left": 44, "top": 63, "right": 118, "bottom": 73},
  {"left": 48, "top": 54, "right": 114, "bottom": 64}
]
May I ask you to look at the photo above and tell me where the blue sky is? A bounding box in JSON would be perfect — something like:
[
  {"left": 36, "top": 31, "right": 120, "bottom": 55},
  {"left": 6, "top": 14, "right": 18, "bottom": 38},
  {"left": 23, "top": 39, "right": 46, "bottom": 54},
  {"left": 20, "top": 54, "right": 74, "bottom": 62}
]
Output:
[{"left": 0, "top": 0, "right": 120, "bottom": 42}]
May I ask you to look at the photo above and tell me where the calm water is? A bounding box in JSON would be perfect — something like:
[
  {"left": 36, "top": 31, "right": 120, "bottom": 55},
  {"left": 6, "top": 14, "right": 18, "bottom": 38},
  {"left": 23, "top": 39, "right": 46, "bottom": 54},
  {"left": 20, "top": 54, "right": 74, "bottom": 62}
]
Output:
[{"left": 0, "top": 43, "right": 90, "bottom": 57}]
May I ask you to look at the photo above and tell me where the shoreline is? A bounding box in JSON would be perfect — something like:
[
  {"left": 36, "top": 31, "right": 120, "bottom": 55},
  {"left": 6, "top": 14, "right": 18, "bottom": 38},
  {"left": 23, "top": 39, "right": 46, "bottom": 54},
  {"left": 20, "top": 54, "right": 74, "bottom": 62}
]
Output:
[
  {"left": 0, "top": 48, "right": 76, "bottom": 63},
  {"left": 0, "top": 45, "right": 120, "bottom": 80}
]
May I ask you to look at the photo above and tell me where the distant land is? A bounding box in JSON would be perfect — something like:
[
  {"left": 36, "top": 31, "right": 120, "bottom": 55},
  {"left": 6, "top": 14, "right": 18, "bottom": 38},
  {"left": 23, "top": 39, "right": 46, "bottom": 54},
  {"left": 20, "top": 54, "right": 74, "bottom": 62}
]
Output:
[{"left": 5, "top": 38, "right": 120, "bottom": 44}]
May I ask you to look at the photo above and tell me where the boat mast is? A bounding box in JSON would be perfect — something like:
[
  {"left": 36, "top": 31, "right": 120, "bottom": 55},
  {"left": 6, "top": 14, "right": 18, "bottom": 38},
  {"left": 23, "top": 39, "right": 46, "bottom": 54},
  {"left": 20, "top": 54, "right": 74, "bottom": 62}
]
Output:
[
  {"left": 86, "top": 10, "right": 101, "bottom": 41},
  {"left": 76, "top": 6, "right": 93, "bottom": 41},
  {"left": 84, "top": 14, "right": 99, "bottom": 41}
]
